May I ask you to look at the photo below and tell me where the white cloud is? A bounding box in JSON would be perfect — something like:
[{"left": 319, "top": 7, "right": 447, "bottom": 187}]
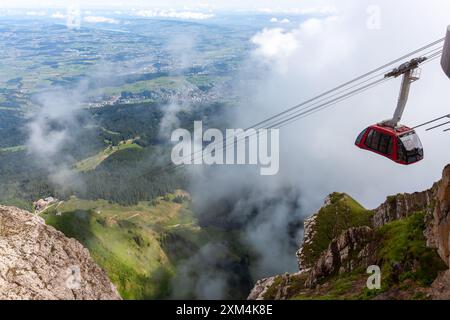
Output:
[
  {"left": 251, "top": 28, "right": 299, "bottom": 60},
  {"left": 251, "top": 16, "right": 347, "bottom": 74},
  {"left": 51, "top": 12, "right": 65, "bottom": 19},
  {"left": 26, "top": 11, "right": 46, "bottom": 16},
  {"left": 136, "top": 9, "right": 214, "bottom": 20},
  {"left": 84, "top": 15, "right": 119, "bottom": 24},
  {"left": 270, "top": 17, "right": 290, "bottom": 24},
  {"left": 258, "top": 6, "right": 337, "bottom": 15}
]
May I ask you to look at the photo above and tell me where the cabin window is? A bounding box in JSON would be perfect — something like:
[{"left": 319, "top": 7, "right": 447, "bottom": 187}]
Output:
[
  {"left": 370, "top": 130, "right": 381, "bottom": 150},
  {"left": 399, "top": 131, "right": 424, "bottom": 164},
  {"left": 378, "top": 134, "right": 393, "bottom": 155},
  {"left": 365, "top": 129, "right": 383, "bottom": 151},
  {"left": 365, "top": 129, "right": 393, "bottom": 156},
  {"left": 399, "top": 132, "right": 423, "bottom": 152},
  {"left": 365, "top": 129, "right": 374, "bottom": 148},
  {"left": 355, "top": 128, "right": 368, "bottom": 145},
  {"left": 397, "top": 139, "right": 407, "bottom": 163}
]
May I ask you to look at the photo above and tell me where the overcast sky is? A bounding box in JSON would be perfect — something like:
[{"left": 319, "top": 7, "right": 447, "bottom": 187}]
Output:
[
  {"left": 0, "top": 0, "right": 333, "bottom": 11},
  {"left": 3, "top": 0, "right": 450, "bottom": 209}
]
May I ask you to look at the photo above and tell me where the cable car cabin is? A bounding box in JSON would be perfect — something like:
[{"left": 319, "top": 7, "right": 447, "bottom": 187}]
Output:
[{"left": 355, "top": 125, "right": 424, "bottom": 165}]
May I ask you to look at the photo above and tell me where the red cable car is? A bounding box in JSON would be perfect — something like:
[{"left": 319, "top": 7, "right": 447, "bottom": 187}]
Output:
[
  {"left": 355, "top": 125, "right": 424, "bottom": 165},
  {"left": 355, "top": 57, "right": 426, "bottom": 165}
]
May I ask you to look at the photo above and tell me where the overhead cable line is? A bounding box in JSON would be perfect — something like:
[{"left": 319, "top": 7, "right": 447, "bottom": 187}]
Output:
[
  {"left": 142, "top": 38, "right": 445, "bottom": 177},
  {"left": 246, "top": 39, "right": 445, "bottom": 131},
  {"left": 426, "top": 121, "right": 450, "bottom": 131},
  {"left": 170, "top": 52, "right": 443, "bottom": 172},
  {"left": 413, "top": 113, "right": 450, "bottom": 129}
]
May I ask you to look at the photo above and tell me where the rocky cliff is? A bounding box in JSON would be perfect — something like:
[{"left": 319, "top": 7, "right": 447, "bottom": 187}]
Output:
[
  {"left": 0, "top": 205, "right": 121, "bottom": 300},
  {"left": 249, "top": 165, "right": 450, "bottom": 300},
  {"left": 372, "top": 186, "right": 437, "bottom": 228},
  {"left": 427, "top": 165, "right": 450, "bottom": 267}
]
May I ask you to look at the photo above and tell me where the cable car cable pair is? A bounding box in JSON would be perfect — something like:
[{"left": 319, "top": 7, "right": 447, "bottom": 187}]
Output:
[
  {"left": 412, "top": 113, "right": 450, "bottom": 130},
  {"left": 426, "top": 121, "right": 450, "bottom": 131},
  {"left": 167, "top": 46, "right": 444, "bottom": 172},
  {"left": 140, "top": 36, "right": 447, "bottom": 178}
]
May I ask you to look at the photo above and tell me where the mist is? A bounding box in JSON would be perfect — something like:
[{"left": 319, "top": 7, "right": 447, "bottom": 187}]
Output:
[
  {"left": 26, "top": 85, "right": 88, "bottom": 190},
  {"left": 178, "top": 0, "right": 450, "bottom": 299},
  {"left": 17, "top": 0, "right": 450, "bottom": 299},
  {"left": 24, "top": 60, "right": 149, "bottom": 191}
]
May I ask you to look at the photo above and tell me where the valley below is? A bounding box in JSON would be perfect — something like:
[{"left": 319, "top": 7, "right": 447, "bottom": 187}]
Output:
[{"left": 0, "top": 10, "right": 449, "bottom": 301}]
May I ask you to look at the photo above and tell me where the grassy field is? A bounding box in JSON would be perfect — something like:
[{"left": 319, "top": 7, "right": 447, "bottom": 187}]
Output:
[
  {"left": 74, "top": 140, "right": 142, "bottom": 172},
  {"left": 40, "top": 191, "right": 200, "bottom": 299},
  {"left": 89, "top": 76, "right": 185, "bottom": 97},
  {"left": 39, "top": 191, "right": 252, "bottom": 299}
]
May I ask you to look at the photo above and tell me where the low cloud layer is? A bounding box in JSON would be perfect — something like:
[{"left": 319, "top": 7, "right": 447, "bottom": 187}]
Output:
[
  {"left": 136, "top": 9, "right": 214, "bottom": 20},
  {"left": 84, "top": 15, "right": 119, "bottom": 24},
  {"left": 26, "top": 87, "right": 87, "bottom": 190}
]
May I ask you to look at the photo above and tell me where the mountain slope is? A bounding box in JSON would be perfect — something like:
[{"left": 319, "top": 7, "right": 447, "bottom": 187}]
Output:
[
  {"left": 39, "top": 192, "right": 253, "bottom": 299},
  {"left": 249, "top": 165, "right": 450, "bottom": 300}
]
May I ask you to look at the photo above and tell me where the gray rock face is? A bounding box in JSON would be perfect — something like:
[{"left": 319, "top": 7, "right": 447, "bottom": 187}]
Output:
[
  {"left": 247, "top": 271, "right": 308, "bottom": 300},
  {"left": 429, "top": 270, "right": 450, "bottom": 300},
  {"left": 247, "top": 276, "right": 276, "bottom": 300},
  {"left": 0, "top": 205, "right": 121, "bottom": 300},
  {"left": 372, "top": 187, "right": 436, "bottom": 228},
  {"left": 427, "top": 165, "right": 450, "bottom": 267},
  {"left": 296, "top": 213, "right": 318, "bottom": 270},
  {"left": 305, "top": 226, "right": 376, "bottom": 288}
]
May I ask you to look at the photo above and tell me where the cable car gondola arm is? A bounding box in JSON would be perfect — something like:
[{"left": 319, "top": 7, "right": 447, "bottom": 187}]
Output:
[{"left": 380, "top": 57, "right": 427, "bottom": 128}]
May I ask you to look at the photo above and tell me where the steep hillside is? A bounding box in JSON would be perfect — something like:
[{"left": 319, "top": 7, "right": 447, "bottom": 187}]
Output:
[
  {"left": 249, "top": 165, "right": 450, "bottom": 300},
  {"left": 0, "top": 205, "right": 121, "bottom": 300},
  {"left": 39, "top": 191, "right": 253, "bottom": 299}
]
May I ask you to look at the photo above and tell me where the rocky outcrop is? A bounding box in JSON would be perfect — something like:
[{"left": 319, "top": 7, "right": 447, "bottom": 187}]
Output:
[
  {"left": 427, "top": 165, "right": 450, "bottom": 266},
  {"left": 249, "top": 164, "right": 450, "bottom": 300},
  {"left": 296, "top": 213, "right": 318, "bottom": 270},
  {"left": 429, "top": 270, "right": 450, "bottom": 300},
  {"left": 0, "top": 205, "right": 121, "bottom": 300},
  {"left": 247, "top": 276, "right": 277, "bottom": 300},
  {"left": 372, "top": 187, "right": 437, "bottom": 228},
  {"left": 296, "top": 193, "right": 373, "bottom": 270},
  {"left": 305, "top": 227, "right": 376, "bottom": 288},
  {"left": 248, "top": 272, "right": 308, "bottom": 300}
]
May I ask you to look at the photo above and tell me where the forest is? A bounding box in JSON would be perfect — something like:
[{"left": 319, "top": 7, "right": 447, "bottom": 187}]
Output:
[{"left": 0, "top": 101, "right": 227, "bottom": 208}]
